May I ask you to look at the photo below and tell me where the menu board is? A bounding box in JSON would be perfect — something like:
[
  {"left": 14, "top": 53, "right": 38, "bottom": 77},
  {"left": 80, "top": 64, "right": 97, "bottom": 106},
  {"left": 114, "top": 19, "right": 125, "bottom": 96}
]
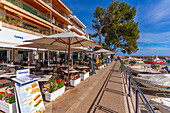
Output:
[{"left": 15, "top": 81, "right": 45, "bottom": 113}]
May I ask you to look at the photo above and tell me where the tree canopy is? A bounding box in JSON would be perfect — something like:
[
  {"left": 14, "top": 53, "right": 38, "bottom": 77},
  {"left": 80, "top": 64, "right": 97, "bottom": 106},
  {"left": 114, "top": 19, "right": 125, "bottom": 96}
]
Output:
[{"left": 92, "top": 0, "right": 140, "bottom": 54}]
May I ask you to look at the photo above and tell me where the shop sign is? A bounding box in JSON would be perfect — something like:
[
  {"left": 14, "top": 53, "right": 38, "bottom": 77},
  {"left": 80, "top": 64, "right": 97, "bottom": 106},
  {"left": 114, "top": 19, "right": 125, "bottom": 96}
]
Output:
[
  {"left": 16, "top": 69, "right": 30, "bottom": 78},
  {"left": 14, "top": 35, "right": 24, "bottom": 39}
]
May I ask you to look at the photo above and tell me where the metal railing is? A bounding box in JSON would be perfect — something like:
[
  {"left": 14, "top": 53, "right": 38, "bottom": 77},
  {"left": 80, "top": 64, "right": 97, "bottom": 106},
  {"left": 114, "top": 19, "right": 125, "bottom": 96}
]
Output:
[
  {"left": 6, "top": 0, "right": 51, "bottom": 22},
  {"left": 121, "top": 61, "right": 155, "bottom": 113}
]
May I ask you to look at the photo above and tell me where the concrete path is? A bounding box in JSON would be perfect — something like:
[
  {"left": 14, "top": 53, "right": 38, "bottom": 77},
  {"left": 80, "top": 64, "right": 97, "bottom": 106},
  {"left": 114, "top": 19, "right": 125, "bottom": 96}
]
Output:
[{"left": 45, "top": 61, "right": 125, "bottom": 113}]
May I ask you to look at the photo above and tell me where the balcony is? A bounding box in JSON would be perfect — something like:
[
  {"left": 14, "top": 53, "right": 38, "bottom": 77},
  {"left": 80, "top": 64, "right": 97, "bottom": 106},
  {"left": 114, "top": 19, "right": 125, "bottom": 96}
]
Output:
[
  {"left": 1, "top": 0, "right": 66, "bottom": 32},
  {"left": 0, "top": 14, "right": 53, "bottom": 36},
  {"left": 42, "top": 0, "right": 72, "bottom": 15},
  {"left": 6, "top": 0, "right": 51, "bottom": 22},
  {"left": 71, "top": 22, "right": 86, "bottom": 34}
]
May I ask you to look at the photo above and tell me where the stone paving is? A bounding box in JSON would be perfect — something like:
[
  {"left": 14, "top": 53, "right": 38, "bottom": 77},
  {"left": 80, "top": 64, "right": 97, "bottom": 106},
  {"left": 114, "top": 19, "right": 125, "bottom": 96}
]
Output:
[{"left": 45, "top": 61, "right": 126, "bottom": 113}]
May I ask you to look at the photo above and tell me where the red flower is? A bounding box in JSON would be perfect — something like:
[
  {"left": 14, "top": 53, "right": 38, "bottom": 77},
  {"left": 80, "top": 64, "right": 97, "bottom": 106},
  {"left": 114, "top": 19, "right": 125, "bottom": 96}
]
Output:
[{"left": 57, "top": 79, "right": 61, "bottom": 82}]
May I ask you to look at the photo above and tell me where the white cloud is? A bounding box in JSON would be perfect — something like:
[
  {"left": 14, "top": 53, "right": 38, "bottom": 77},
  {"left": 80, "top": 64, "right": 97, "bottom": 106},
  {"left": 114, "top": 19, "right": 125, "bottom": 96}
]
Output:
[
  {"left": 138, "top": 32, "right": 170, "bottom": 44},
  {"left": 145, "top": 0, "right": 170, "bottom": 23}
]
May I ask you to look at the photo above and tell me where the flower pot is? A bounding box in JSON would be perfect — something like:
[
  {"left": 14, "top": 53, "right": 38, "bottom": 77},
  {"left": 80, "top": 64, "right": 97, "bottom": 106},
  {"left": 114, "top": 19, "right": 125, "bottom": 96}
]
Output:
[
  {"left": 0, "top": 101, "right": 16, "bottom": 113},
  {"left": 70, "top": 78, "right": 81, "bottom": 86},
  {"left": 98, "top": 66, "right": 102, "bottom": 70},
  {"left": 45, "top": 86, "right": 65, "bottom": 101},
  {"left": 80, "top": 72, "right": 89, "bottom": 80}
]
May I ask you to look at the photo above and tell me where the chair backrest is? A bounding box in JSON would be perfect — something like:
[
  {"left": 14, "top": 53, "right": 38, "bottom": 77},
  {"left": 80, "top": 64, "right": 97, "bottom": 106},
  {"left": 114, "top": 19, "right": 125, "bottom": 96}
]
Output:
[
  {"left": 56, "top": 64, "right": 60, "bottom": 68},
  {"left": 35, "top": 64, "right": 41, "bottom": 70},
  {"left": 0, "top": 70, "right": 4, "bottom": 75}
]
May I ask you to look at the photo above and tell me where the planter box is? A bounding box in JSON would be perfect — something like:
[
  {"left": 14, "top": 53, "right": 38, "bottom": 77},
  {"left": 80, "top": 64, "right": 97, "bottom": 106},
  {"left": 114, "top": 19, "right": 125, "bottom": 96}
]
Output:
[
  {"left": 45, "top": 86, "right": 65, "bottom": 101},
  {"left": 0, "top": 101, "right": 16, "bottom": 113},
  {"left": 80, "top": 72, "right": 89, "bottom": 80},
  {"left": 70, "top": 78, "right": 81, "bottom": 86},
  {"left": 98, "top": 66, "right": 102, "bottom": 70}
]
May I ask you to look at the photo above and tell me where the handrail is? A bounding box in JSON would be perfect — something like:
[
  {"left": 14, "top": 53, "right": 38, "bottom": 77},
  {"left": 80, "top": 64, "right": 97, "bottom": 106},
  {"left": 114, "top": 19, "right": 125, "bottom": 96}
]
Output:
[{"left": 121, "top": 61, "right": 155, "bottom": 113}]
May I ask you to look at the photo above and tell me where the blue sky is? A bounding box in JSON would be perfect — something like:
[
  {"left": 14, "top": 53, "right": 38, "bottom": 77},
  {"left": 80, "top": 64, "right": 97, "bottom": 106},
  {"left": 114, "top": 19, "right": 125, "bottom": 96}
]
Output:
[{"left": 62, "top": 0, "right": 170, "bottom": 56}]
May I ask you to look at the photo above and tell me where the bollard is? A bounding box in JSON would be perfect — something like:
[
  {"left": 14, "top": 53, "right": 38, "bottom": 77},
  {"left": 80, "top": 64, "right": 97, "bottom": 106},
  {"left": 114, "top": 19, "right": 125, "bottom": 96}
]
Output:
[
  {"left": 136, "top": 89, "right": 139, "bottom": 113},
  {"left": 128, "top": 76, "right": 131, "bottom": 97}
]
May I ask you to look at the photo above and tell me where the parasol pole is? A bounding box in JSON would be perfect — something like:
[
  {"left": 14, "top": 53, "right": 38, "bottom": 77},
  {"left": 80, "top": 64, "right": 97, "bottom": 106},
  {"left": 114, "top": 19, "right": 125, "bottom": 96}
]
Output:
[
  {"left": 48, "top": 50, "right": 50, "bottom": 66},
  {"left": 67, "top": 37, "right": 70, "bottom": 86}
]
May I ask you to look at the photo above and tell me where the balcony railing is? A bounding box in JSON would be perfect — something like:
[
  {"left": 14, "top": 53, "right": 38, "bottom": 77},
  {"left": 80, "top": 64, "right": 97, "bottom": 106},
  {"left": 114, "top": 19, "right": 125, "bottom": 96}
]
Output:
[
  {"left": 71, "top": 22, "right": 85, "bottom": 34},
  {"left": 0, "top": 14, "right": 53, "bottom": 35},
  {"left": 42, "top": 0, "right": 70, "bottom": 20},
  {"left": 6, "top": 0, "right": 51, "bottom": 22}
]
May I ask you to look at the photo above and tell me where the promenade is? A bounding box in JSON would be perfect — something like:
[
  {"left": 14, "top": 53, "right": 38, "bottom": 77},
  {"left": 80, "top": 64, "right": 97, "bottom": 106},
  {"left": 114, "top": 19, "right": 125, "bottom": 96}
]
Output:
[{"left": 45, "top": 61, "right": 126, "bottom": 113}]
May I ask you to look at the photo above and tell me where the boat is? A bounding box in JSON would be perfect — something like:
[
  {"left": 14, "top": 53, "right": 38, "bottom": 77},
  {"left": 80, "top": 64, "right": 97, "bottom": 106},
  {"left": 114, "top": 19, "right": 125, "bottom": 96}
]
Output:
[
  {"left": 129, "top": 66, "right": 161, "bottom": 74},
  {"left": 144, "top": 57, "right": 164, "bottom": 65},
  {"left": 136, "top": 58, "right": 144, "bottom": 64},
  {"left": 134, "top": 74, "right": 170, "bottom": 92},
  {"left": 137, "top": 73, "right": 170, "bottom": 77},
  {"left": 150, "top": 98, "right": 170, "bottom": 113}
]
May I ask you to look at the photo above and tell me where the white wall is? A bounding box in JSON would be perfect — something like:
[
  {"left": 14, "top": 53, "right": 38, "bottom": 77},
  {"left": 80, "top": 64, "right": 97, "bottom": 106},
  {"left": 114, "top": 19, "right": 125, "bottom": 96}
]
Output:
[{"left": 0, "top": 27, "right": 41, "bottom": 44}]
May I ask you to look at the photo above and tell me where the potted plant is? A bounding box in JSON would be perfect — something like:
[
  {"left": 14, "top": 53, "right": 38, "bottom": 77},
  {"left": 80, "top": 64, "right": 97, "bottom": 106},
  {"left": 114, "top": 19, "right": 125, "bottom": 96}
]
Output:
[
  {"left": 11, "top": 19, "right": 16, "bottom": 26},
  {"left": 97, "top": 64, "right": 102, "bottom": 69},
  {"left": 0, "top": 16, "right": 3, "bottom": 21},
  {"left": 101, "top": 62, "right": 105, "bottom": 67},
  {"left": 0, "top": 92, "right": 16, "bottom": 113},
  {"left": 34, "top": 28, "right": 40, "bottom": 33},
  {"left": 70, "top": 75, "right": 81, "bottom": 86},
  {"left": 80, "top": 70, "right": 89, "bottom": 80},
  {"left": 45, "top": 76, "right": 65, "bottom": 101},
  {"left": 17, "top": 21, "right": 24, "bottom": 28}
]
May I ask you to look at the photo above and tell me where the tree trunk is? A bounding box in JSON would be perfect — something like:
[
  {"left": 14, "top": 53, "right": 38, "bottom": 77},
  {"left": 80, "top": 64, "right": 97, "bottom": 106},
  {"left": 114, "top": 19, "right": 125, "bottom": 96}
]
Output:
[{"left": 99, "top": 29, "right": 102, "bottom": 46}]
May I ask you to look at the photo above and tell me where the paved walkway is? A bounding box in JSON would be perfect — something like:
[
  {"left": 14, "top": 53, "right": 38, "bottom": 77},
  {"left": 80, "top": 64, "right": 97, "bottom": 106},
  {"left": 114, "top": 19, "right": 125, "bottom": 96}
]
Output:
[{"left": 45, "top": 61, "right": 125, "bottom": 113}]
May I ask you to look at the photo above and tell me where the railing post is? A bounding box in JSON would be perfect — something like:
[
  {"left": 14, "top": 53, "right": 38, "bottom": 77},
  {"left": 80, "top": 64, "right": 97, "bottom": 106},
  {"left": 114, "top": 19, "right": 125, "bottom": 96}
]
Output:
[
  {"left": 126, "top": 70, "right": 128, "bottom": 84},
  {"left": 128, "top": 76, "right": 131, "bottom": 97},
  {"left": 136, "top": 89, "right": 139, "bottom": 113}
]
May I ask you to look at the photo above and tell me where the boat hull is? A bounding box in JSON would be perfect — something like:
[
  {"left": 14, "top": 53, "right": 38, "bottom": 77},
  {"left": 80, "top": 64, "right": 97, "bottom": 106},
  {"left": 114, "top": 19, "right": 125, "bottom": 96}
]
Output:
[
  {"left": 144, "top": 61, "right": 164, "bottom": 65},
  {"left": 134, "top": 77, "right": 170, "bottom": 92}
]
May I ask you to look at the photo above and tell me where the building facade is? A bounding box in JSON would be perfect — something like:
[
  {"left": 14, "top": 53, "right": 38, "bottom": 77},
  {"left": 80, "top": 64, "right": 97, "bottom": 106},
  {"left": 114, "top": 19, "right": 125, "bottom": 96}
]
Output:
[{"left": 0, "top": 0, "right": 88, "bottom": 63}]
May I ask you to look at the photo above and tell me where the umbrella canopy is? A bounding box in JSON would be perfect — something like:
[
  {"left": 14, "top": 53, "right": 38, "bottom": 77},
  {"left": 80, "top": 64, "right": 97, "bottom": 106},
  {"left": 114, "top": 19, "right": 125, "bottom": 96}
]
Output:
[
  {"left": 24, "top": 32, "right": 101, "bottom": 48},
  {"left": 94, "top": 49, "right": 114, "bottom": 54},
  {"left": 106, "top": 51, "right": 116, "bottom": 55},
  {"left": 18, "top": 43, "right": 92, "bottom": 53},
  {"left": 23, "top": 32, "right": 101, "bottom": 85}
]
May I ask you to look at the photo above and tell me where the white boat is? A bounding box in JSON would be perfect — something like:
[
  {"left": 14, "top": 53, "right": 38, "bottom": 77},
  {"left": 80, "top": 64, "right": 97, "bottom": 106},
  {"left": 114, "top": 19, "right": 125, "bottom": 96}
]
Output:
[
  {"left": 134, "top": 75, "right": 170, "bottom": 92},
  {"left": 137, "top": 74, "right": 170, "bottom": 77},
  {"left": 150, "top": 98, "right": 170, "bottom": 113},
  {"left": 129, "top": 67, "right": 160, "bottom": 74},
  {"left": 136, "top": 58, "right": 144, "bottom": 64}
]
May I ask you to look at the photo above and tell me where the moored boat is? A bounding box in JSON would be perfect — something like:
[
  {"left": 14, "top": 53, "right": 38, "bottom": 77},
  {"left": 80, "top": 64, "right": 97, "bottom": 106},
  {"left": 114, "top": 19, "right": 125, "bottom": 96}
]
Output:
[
  {"left": 134, "top": 75, "right": 170, "bottom": 92},
  {"left": 150, "top": 98, "right": 170, "bottom": 113},
  {"left": 144, "top": 57, "right": 164, "bottom": 65}
]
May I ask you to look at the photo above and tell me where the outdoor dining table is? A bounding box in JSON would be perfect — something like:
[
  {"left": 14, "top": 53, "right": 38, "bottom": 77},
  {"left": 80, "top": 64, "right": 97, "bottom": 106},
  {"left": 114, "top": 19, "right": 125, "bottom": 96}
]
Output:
[
  {"left": 23, "top": 66, "right": 35, "bottom": 69},
  {"left": 63, "top": 69, "right": 79, "bottom": 74},
  {"left": 76, "top": 66, "right": 89, "bottom": 71},
  {"left": 63, "top": 69, "right": 79, "bottom": 83},
  {"left": 0, "top": 73, "right": 16, "bottom": 78},
  {"left": 41, "top": 67, "right": 53, "bottom": 75},
  {"left": 38, "top": 75, "right": 52, "bottom": 82},
  {"left": 60, "top": 65, "right": 68, "bottom": 70},
  {"left": 38, "top": 75, "right": 52, "bottom": 91},
  {"left": 48, "top": 64, "right": 57, "bottom": 67},
  {"left": 76, "top": 66, "right": 89, "bottom": 69},
  {"left": 41, "top": 67, "right": 53, "bottom": 71}
]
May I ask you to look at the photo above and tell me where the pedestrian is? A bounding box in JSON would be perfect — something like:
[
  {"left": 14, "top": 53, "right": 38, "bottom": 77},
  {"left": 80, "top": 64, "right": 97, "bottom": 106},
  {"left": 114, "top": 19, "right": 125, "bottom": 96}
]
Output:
[{"left": 57, "top": 55, "right": 61, "bottom": 65}]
